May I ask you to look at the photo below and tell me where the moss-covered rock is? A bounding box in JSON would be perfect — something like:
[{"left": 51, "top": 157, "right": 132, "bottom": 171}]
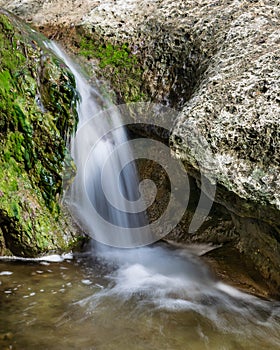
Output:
[
  {"left": 32, "top": 25, "right": 147, "bottom": 104},
  {"left": 77, "top": 32, "right": 146, "bottom": 103},
  {"left": 0, "top": 10, "right": 82, "bottom": 257}
]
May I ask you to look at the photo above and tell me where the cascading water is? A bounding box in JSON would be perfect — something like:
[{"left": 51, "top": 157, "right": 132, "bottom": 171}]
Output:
[{"left": 47, "top": 42, "right": 150, "bottom": 248}]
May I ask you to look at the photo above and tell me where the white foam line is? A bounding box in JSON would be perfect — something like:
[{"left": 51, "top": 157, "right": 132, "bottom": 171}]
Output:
[
  {"left": 0, "top": 253, "right": 73, "bottom": 263},
  {"left": 0, "top": 271, "right": 13, "bottom": 276}
]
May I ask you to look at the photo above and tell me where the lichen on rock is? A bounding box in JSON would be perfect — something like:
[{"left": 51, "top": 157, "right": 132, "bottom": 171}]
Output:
[{"left": 0, "top": 10, "right": 82, "bottom": 257}]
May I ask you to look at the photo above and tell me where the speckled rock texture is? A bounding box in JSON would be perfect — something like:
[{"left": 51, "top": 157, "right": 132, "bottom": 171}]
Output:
[
  {"left": 1, "top": 0, "right": 279, "bottom": 295},
  {"left": 171, "top": 7, "right": 280, "bottom": 212}
]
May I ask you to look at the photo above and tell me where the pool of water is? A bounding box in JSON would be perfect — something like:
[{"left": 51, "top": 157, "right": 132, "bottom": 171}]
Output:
[{"left": 1, "top": 243, "right": 280, "bottom": 350}]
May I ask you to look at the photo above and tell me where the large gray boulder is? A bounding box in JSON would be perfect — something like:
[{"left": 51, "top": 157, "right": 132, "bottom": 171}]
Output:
[{"left": 169, "top": 3, "right": 280, "bottom": 296}]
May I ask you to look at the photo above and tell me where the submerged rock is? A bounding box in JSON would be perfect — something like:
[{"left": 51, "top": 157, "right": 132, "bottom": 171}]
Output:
[{"left": 0, "top": 10, "right": 83, "bottom": 257}]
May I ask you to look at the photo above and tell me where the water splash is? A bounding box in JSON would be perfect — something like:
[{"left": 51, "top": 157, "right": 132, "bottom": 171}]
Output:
[{"left": 76, "top": 243, "right": 280, "bottom": 345}]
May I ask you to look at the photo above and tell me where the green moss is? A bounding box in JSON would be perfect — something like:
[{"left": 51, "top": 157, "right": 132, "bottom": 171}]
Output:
[
  {"left": 10, "top": 202, "right": 21, "bottom": 220},
  {"left": 0, "top": 10, "right": 83, "bottom": 257},
  {"left": 78, "top": 35, "right": 147, "bottom": 103},
  {"left": 0, "top": 70, "right": 11, "bottom": 92},
  {"left": 80, "top": 40, "right": 135, "bottom": 68}
]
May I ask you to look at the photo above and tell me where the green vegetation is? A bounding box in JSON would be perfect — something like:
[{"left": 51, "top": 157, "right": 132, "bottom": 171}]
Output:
[
  {"left": 78, "top": 35, "right": 147, "bottom": 103},
  {"left": 0, "top": 11, "right": 82, "bottom": 257},
  {"left": 80, "top": 39, "right": 135, "bottom": 68}
]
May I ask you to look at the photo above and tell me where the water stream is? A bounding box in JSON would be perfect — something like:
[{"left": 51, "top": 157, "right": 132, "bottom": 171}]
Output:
[
  {"left": 0, "top": 43, "right": 280, "bottom": 349},
  {"left": 1, "top": 245, "right": 280, "bottom": 349},
  {"left": 47, "top": 41, "right": 150, "bottom": 248}
]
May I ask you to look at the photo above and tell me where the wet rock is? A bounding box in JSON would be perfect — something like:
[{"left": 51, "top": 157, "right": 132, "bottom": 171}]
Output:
[{"left": 0, "top": 10, "right": 83, "bottom": 257}]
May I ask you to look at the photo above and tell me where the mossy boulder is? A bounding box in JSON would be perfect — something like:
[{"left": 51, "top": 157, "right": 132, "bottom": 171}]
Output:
[{"left": 0, "top": 10, "right": 82, "bottom": 257}]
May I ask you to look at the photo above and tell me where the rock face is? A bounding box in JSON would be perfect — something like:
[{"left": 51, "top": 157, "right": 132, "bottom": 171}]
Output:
[
  {"left": 0, "top": 10, "right": 82, "bottom": 257},
  {"left": 169, "top": 3, "right": 280, "bottom": 295},
  {"left": 0, "top": 1, "right": 279, "bottom": 295}
]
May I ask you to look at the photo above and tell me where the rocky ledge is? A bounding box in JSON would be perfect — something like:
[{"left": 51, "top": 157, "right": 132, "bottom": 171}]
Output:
[{"left": 0, "top": 0, "right": 279, "bottom": 296}]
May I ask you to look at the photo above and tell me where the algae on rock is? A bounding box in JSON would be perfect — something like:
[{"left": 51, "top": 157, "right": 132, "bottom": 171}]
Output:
[{"left": 0, "top": 10, "right": 82, "bottom": 257}]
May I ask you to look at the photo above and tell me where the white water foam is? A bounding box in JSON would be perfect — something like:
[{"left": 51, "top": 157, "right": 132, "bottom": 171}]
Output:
[
  {"left": 0, "top": 253, "right": 73, "bottom": 262},
  {"left": 76, "top": 244, "right": 280, "bottom": 342}
]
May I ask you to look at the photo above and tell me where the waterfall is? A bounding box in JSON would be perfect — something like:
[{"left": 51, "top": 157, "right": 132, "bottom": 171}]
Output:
[{"left": 46, "top": 42, "right": 150, "bottom": 248}]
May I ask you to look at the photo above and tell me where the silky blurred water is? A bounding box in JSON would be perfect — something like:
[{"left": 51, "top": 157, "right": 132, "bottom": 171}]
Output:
[{"left": 1, "top": 243, "right": 280, "bottom": 350}]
